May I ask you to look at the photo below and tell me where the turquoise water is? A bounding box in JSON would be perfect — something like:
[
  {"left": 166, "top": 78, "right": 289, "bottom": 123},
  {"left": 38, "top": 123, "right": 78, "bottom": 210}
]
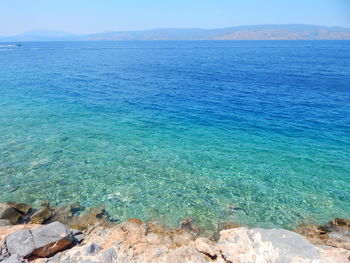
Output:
[{"left": 0, "top": 41, "right": 349, "bottom": 229}]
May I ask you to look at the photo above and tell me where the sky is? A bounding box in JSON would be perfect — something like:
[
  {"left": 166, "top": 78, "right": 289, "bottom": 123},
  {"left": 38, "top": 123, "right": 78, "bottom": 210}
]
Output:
[{"left": 0, "top": 0, "right": 350, "bottom": 36}]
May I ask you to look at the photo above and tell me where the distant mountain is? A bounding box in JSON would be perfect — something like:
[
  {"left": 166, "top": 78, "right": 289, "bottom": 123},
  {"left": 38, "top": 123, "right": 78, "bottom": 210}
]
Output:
[{"left": 1, "top": 25, "right": 350, "bottom": 41}]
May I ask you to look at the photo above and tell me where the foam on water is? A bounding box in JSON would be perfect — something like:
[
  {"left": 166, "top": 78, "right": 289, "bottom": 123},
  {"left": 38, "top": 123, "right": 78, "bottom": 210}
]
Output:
[{"left": 0, "top": 41, "right": 349, "bottom": 229}]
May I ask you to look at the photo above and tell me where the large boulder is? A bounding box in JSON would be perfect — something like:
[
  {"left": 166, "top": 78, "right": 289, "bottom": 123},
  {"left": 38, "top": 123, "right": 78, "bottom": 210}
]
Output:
[
  {"left": 218, "top": 227, "right": 321, "bottom": 263},
  {"left": 5, "top": 222, "right": 74, "bottom": 259},
  {"left": 31, "top": 221, "right": 74, "bottom": 257},
  {"left": 254, "top": 228, "right": 321, "bottom": 262},
  {"left": 5, "top": 229, "right": 34, "bottom": 258},
  {"left": 0, "top": 204, "right": 22, "bottom": 225}
]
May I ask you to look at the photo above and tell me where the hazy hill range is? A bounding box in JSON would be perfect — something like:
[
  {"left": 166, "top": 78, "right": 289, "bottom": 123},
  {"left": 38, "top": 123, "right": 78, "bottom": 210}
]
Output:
[{"left": 1, "top": 24, "right": 350, "bottom": 41}]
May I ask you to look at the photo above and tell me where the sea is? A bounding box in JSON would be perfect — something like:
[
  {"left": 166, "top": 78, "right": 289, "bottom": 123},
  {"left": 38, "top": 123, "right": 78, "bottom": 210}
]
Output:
[{"left": 0, "top": 40, "right": 349, "bottom": 230}]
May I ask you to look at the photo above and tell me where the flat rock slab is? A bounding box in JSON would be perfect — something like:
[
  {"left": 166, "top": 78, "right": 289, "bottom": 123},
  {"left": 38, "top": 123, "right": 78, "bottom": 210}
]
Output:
[
  {"left": 252, "top": 228, "right": 321, "bottom": 262},
  {"left": 5, "top": 222, "right": 73, "bottom": 259}
]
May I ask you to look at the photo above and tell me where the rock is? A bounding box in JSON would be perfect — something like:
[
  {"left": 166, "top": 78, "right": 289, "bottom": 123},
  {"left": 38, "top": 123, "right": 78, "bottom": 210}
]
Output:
[
  {"left": 127, "top": 218, "right": 142, "bottom": 225},
  {"left": 194, "top": 237, "right": 218, "bottom": 259},
  {"left": 31, "top": 221, "right": 74, "bottom": 258},
  {"left": 0, "top": 243, "right": 10, "bottom": 259},
  {"left": 0, "top": 224, "right": 41, "bottom": 248},
  {"left": 1, "top": 254, "right": 23, "bottom": 263},
  {"left": 49, "top": 203, "right": 81, "bottom": 225},
  {"left": 68, "top": 207, "right": 111, "bottom": 231},
  {"left": 30, "top": 207, "right": 52, "bottom": 224},
  {"left": 218, "top": 222, "right": 241, "bottom": 231},
  {"left": 295, "top": 218, "right": 350, "bottom": 250},
  {"left": 7, "top": 202, "right": 31, "bottom": 215},
  {"left": 218, "top": 227, "right": 321, "bottom": 263},
  {"left": 5, "top": 229, "right": 35, "bottom": 258},
  {"left": 71, "top": 229, "right": 82, "bottom": 236},
  {"left": 254, "top": 228, "right": 321, "bottom": 262},
  {"left": 84, "top": 243, "right": 102, "bottom": 255},
  {"left": 71, "top": 229, "right": 85, "bottom": 243},
  {"left": 101, "top": 247, "right": 117, "bottom": 263},
  {"left": 77, "top": 260, "right": 102, "bottom": 263},
  {"left": 74, "top": 234, "right": 85, "bottom": 243},
  {"left": 0, "top": 204, "right": 22, "bottom": 224},
  {"left": 5, "top": 222, "right": 73, "bottom": 259},
  {"left": 46, "top": 252, "right": 62, "bottom": 263},
  {"left": 0, "top": 219, "right": 13, "bottom": 227},
  {"left": 165, "top": 247, "right": 209, "bottom": 263}
]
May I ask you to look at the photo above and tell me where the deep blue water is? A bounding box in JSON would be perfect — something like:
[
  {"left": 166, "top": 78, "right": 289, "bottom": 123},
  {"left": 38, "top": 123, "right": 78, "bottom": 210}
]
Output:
[{"left": 0, "top": 41, "right": 349, "bottom": 229}]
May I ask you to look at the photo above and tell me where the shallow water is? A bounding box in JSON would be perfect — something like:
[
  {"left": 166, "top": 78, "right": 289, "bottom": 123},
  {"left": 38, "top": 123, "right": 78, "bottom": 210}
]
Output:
[{"left": 0, "top": 41, "right": 349, "bottom": 229}]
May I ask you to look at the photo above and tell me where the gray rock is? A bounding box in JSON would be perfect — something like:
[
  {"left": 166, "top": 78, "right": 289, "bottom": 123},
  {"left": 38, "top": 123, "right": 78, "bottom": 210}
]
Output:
[
  {"left": 1, "top": 254, "right": 23, "bottom": 263},
  {"left": 72, "top": 251, "right": 81, "bottom": 257},
  {"left": 31, "top": 221, "right": 74, "bottom": 257},
  {"left": 5, "top": 221, "right": 74, "bottom": 259},
  {"left": 101, "top": 247, "right": 117, "bottom": 263},
  {"left": 252, "top": 228, "right": 321, "bottom": 263},
  {"left": 71, "top": 229, "right": 83, "bottom": 236},
  {"left": 0, "top": 243, "right": 10, "bottom": 258},
  {"left": 0, "top": 219, "right": 13, "bottom": 227},
  {"left": 74, "top": 233, "right": 85, "bottom": 243},
  {"left": 71, "top": 229, "right": 85, "bottom": 243},
  {"left": 84, "top": 243, "right": 102, "bottom": 255},
  {"left": 5, "top": 229, "right": 35, "bottom": 257}
]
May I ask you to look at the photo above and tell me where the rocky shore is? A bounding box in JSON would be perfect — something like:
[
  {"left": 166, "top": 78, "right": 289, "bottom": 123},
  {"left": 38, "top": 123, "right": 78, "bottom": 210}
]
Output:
[{"left": 0, "top": 202, "right": 349, "bottom": 263}]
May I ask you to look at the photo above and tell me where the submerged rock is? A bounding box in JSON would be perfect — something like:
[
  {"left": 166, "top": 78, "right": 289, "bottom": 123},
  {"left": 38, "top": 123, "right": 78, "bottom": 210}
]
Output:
[
  {"left": 49, "top": 203, "right": 81, "bottom": 225},
  {"left": 6, "top": 202, "right": 31, "bottom": 216},
  {"left": 68, "top": 207, "right": 111, "bottom": 231},
  {"left": 0, "top": 204, "right": 22, "bottom": 225},
  {"left": 29, "top": 206, "right": 52, "bottom": 224},
  {"left": 0, "top": 219, "right": 13, "bottom": 227}
]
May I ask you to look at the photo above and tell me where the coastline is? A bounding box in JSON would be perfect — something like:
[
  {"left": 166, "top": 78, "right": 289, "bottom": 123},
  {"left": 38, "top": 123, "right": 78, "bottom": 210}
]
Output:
[{"left": 1, "top": 201, "right": 349, "bottom": 262}]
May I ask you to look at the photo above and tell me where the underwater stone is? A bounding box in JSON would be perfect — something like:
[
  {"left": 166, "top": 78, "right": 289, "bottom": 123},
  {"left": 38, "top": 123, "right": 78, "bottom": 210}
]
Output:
[
  {"left": 0, "top": 219, "right": 13, "bottom": 227},
  {"left": 6, "top": 202, "right": 31, "bottom": 215},
  {"left": 29, "top": 206, "right": 52, "bottom": 224},
  {"left": 0, "top": 204, "right": 22, "bottom": 225}
]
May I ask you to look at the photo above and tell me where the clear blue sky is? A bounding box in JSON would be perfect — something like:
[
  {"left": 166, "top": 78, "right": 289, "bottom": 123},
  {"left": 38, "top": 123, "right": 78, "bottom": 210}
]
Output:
[{"left": 1, "top": 0, "right": 349, "bottom": 35}]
